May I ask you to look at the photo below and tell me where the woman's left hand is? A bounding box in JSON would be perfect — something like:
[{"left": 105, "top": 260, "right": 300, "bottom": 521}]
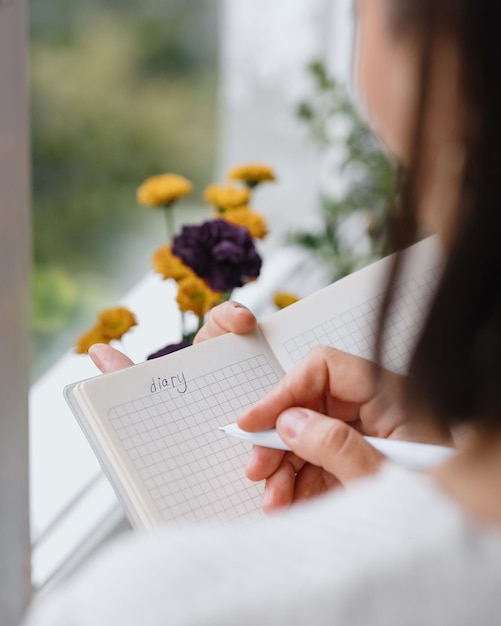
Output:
[{"left": 88, "top": 300, "right": 257, "bottom": 373}]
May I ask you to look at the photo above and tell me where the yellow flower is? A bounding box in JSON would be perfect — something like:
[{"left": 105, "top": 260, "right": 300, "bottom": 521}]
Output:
[
  {"left": 227, "top": 163, "right": 276, "bottom": 188},
  {"left": 152, "top": 245, "right": 193, "bottom": 281},
  {"left": 203, "top": 184, "right": 250, "bottom": 212},
  {"left": 273, "top": 291, "right": 300, "bottom": 309},
  {"left": 75, "top": 328, "right": 111, "bottom": 354},
  {"left": 97, "top": 306, "right": 138, "bottom": 340},
  {"left": 137, "top": 173, "right": 193, "bottom": 207},
  {"left": 176, "top": 275, "right": 222, "bottom": 317},
  {"left": 223, "top": 207, "right": 268, "bottom": 239}
]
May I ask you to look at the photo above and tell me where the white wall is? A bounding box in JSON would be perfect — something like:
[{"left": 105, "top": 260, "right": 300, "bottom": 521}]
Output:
[{"left": 0, "top": 0, "right": 32, "bottom": 623}]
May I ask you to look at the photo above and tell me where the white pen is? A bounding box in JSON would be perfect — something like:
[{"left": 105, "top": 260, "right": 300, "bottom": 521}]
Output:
[{"left": 218, "top": 423, "right": 454, "bottom": 472}]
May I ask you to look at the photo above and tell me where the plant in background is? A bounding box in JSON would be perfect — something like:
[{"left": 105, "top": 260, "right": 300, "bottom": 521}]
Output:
[
  {"left": 172, "top": 220, "right": 262, "bottom": 293},
  {"left": 228, "top": 164, "right": 276, "bottom": 189},
  {"left": 203, "top": 180, "right": 268, "bottom": 238},
  {"left": 76, "top": 307, "right": 138, "bottom": 354},
  {"left": 137, "top": 173, "right": 193, "bottom": 239},
  {"left": 203, "top": 184, "right": 250, "bottom": 213},
  {"left": 31, "top": 1, "right": 219, "bottom": 377},
  {"left": 291, "top": 60, "right": 397, "bottom": 281},
  {"left": 75, "top": 164, "right": 275, "bottom": 358},
  {"left": 273, "top": 292, "right": 300, "bottom": 309}
]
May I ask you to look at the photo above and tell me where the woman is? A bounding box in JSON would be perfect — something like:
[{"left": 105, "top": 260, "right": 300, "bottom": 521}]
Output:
[{"left": 24, "top": 1, "right": 501, "bottom": 624}]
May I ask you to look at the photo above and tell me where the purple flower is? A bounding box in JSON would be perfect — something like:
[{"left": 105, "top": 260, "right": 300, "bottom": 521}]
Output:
[
  {"left": 172, "top": 220, "right": 262, "bottom": 293},
  {"left": 147, "top": 338, "right": 191, "bottom": 360}
]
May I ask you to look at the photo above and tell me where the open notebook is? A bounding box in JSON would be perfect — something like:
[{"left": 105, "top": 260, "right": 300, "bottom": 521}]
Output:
[{"left": 65, "top": 237, "right": 442, "bottom": 529}]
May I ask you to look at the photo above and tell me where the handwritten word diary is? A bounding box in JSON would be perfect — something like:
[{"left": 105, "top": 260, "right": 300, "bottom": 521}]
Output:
[{"left": 150, "top": 372, "right": 187, "bottom": 394}]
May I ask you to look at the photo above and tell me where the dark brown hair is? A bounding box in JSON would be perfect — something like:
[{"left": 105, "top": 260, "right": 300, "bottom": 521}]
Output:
[{"left": 378, "top": 1, "right": 501, "bottom": 430}]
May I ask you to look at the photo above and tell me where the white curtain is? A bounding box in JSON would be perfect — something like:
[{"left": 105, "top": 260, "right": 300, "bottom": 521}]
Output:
[{"left": 218, "top": 0, "right": 354, "bottom": 251}]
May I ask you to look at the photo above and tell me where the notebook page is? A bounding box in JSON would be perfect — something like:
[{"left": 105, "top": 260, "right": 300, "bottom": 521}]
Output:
[
  {"left": 260, "top": 237, "right": 443, "bottom": 374},
  {"left": 73, "top": 329, "right": 285, "bottom": 528}
]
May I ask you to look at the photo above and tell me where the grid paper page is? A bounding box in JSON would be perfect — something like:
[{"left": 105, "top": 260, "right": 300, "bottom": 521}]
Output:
[
  {"left": 283, "top": 266, "right": 440, "bottom": 373},
  {"left": 107, "top": 353, "right": 280, "bottom": 525}
]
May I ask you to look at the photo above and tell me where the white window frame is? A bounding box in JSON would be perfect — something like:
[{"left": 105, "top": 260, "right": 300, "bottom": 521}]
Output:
[{"left": 0, "top": 0, "right": 31, "bottom": 624}]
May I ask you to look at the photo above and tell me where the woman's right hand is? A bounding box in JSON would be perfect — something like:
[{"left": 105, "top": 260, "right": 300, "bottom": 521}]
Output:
[{"left": 237, "top": 346, "right": 453, "bottom": 512}]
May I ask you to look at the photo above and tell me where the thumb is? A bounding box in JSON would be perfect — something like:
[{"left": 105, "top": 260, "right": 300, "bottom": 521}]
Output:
[
  {"left": 88, "top": 343, "right": 134, "bottom": 373},
  {"left": 276, "top": 408, "right": 384, "bottom": 483}
]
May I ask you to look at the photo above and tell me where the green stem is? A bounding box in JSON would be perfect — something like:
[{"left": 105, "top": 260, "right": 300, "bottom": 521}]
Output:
[
  {"left": 164, "top": 204, "right": 175, "bottom": 242},
  {"left": 181, "top": 311, "right": 187, "bottom": 337},
  {"left": 197, "top": 315, "right": 205, "bottom": 333}
]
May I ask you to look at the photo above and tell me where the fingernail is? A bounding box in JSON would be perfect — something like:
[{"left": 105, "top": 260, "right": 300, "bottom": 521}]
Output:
[
  {"left": 278, "top": 408, "right": 310, "bottom": 440},
  {"left": 232, "top": 302, "right": 248, "bottom": 310}
]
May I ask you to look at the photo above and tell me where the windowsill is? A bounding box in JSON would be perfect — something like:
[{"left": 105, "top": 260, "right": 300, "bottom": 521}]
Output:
[{"left": 29, "top": 246, "right": 329, "bottom": 589}]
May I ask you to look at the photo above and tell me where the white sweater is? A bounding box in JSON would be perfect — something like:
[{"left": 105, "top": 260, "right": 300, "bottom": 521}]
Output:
[{"left": 23, "top": 464, "right": 501, "bottom": 626}]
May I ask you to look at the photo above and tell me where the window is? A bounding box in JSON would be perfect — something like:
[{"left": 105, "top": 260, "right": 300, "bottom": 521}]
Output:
[
  {"left": 28, "top": 0, "right": 353, "bottom": 599},
  {"left": 30, "top": 0, "right": 221, "bottom": 591},
  {"left": 31, "top": 0, "right": 220, "bottom": 377}
]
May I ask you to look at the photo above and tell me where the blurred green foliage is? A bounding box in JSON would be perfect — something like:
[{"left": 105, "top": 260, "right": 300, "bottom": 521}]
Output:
[
  {"left": 31, "top": 0, "right": 219, "bottom": 377},
  {"left": 291, "top": 61, "right": 397, "bottom": 281}
]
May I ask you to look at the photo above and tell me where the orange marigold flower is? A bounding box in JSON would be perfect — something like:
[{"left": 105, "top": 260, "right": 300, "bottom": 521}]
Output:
[
  {"left": 227, "top": 163, "right": 276, "bottom": 188},
  {"left": 223, "top": 207, "right": 268, "bottom": 239},
  {"left": 273, "top": 291, "right": 300, "bottom": 309},
  {"left": 137, "top": 173, "right": 192, "bottom": 207},
  {"left": 151, "top": 245, "right": 193, "bottom": 281},
  {"left": 75, "top": 328, "right": 110, "bottom": 354},
  {"left": 203, "top": 184, "right": 250, "bottom": 212},
  {"left": 97, "top": 306, "right": 138, "bottom": 340},
  {"left": 176, "top": 275, "right": 222, "bottom": 317}
]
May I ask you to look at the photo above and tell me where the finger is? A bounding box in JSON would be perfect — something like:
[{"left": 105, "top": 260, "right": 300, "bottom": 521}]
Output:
[
  {"left": 261, "top": 453, "right": 306, "bottom": 513},
  {"left": 293, "top": 464, "right": 341, "bottom": 502},
  {"left": 88, "top": 344, "right": 134, "bottom": 373},
  {"left": 359, "top": 371, "right": 406, "bottom": 437},
  {"left": 359, "top": 376, "right": 453, "bottom": 444},
  {"left": 193, "top": 301, "right": 256, "bottom": 344},
  {"left": 238, "top": 346, "right": 376, "bottom": 432},
  {"left": 277, "top": 408, "right": 384, "bottom": 483},
  {"left": 245, "top": 446, "right": 304, "bottom": 483}
]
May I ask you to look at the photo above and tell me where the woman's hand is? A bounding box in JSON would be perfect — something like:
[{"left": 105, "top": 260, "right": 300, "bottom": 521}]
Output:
[
  {"left": 88, "top": 302, "right": 450, "bottom": 515},
  {"left": 237, "top": 346, "right": 452, "bottom": 513},
  {"left": 88, "top": 301, "right": 257, "bottom": 374}
]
